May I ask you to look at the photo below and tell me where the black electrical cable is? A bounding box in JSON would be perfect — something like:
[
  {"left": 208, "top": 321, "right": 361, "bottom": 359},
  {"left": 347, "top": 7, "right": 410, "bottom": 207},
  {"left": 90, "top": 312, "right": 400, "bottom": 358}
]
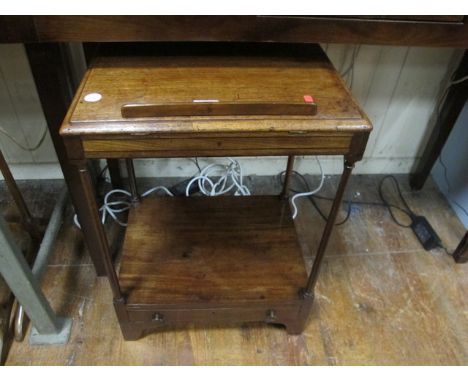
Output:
[
  {"left": 279, "top": 171, "right": 351, "bottom": 225},
  {"left": 279, "top": 171, "right": 415, "bottom": 227},
  {"left": 286, "top": 172, "right": 456, "bottom": 256},
  {"left": 97, "top": 164, "right": 109, "bottom": 183},
  {"left": 192, "top": 157, "right": 202, "bottom": 173},
  {"left": 279, "top": 170, "right": 351, "bottom": 225},
  {"left": 310, "top": 191, "right": 352, "bottom": 225},
  {"left": 378, "top": 175, "right": 415, "bottom": 228}
]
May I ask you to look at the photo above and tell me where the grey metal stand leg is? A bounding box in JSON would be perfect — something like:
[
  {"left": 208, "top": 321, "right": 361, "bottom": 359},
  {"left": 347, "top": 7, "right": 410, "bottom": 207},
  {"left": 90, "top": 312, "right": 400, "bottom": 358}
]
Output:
[
  {"left": 14, "top": 188, "right": 69, "bottom": 342},
  {"left": 0, "top": 214, "right": 72, "bottom": 345}
]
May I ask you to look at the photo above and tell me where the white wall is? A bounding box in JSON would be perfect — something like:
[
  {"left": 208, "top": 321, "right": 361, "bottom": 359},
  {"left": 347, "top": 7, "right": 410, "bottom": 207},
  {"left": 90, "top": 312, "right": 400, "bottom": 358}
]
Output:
[
  {"left": 0, "top": 44, "right": 57, "bottom": 169},
  {"left": 0, "top": 43, "right": 463, "bottom": 179},
  {"left": 432, "top": 101, "right": 468, "bottom": 229}
]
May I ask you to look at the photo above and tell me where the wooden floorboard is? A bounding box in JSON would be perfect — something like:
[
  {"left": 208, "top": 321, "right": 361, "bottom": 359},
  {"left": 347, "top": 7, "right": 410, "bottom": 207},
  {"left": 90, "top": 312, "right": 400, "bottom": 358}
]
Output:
[{"left": 0, "top": 175, "right": 466, "bottom": 365}]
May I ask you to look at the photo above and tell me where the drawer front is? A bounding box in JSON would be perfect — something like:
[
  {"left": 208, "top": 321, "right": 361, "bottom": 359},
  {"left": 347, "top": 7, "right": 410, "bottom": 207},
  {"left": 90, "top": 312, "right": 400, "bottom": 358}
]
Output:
[
  {"left": 126, "top": 304, "right": 302, "bottom": 326},
  {"left": 82, "top": 134, "right": 353, "bottom": 158}
]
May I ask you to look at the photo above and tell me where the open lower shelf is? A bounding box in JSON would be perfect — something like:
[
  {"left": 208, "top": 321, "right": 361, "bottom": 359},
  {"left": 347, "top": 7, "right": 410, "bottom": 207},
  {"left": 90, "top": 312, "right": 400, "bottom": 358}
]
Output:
[{"left": 119, "top": 195, "right": 308, "bottom": 307}]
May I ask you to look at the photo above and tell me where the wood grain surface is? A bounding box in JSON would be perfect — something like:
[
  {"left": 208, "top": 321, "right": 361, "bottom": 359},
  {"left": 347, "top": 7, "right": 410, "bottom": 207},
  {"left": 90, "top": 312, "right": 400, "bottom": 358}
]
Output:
[
  {"left": 1, "top": 16, "right": 467, "bottom": 47},
  {"left": 2, "top": 175, "right": 467, "bottom": 365},
  {"left": 119, "top": 196, "right": 307, "bottom": 305},
  {"left": 61, "top": 44, "right": 371, "bottom": 138},
  {"left": 121, "top": 101, "right": 318, "bottom": 118},
  {"left": 80, "top": 133, "right": 355, "bottom": 159}
]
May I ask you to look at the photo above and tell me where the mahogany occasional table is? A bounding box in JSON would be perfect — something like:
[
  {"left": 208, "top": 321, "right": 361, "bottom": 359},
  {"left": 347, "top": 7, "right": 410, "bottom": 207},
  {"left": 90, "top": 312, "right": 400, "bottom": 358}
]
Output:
[{"left": 60, "top": 44, "right": 372, "bottom": 340}]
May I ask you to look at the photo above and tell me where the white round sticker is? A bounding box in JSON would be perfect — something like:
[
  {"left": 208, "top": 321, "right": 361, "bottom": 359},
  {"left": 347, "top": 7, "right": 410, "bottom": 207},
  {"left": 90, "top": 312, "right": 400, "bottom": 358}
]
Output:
[{"left": 83, "top": 93, "right": 102, "bottom": 102}]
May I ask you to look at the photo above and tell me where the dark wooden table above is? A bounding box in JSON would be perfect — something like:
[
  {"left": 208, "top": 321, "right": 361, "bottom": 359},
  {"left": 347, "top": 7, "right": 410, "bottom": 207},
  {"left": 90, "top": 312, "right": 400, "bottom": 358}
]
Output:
[{"left": 1, "top": 16, "right": 468, "bottom": 46}]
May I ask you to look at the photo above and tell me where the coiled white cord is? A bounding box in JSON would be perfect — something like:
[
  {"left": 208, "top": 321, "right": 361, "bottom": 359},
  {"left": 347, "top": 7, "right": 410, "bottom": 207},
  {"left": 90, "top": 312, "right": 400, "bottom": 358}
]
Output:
[
  {"left": 73, "top": 156, "right": 322, "bottom": 227},
  {"left": 73, "top": 158, "right": 250, "bottom": 229},
  {"left": 290, "top": 156, "right": 325, "bottom": 219},
  {"left": 185, "top": 158, "right": 250, "bottom": 197},
  {"left": 73, "top": 186, "right": 173, "bottom": 228}
]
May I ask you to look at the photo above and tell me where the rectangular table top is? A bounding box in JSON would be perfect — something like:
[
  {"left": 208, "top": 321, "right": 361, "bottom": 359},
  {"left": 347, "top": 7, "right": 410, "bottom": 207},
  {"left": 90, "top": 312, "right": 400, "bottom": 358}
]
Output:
[{"left": 61, "top": 44, "right": 372, "bottom": 137}]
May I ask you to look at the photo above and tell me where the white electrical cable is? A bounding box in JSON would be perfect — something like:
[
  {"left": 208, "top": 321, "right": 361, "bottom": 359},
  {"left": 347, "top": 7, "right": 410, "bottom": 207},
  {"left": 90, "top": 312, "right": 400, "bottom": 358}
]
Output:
[
  {"left": 290, "top": 156, "right": 325, "bottom": 219},
  {"left": 73, "top": 156, "right": 325, "bottom": 227},
  {"left": 73, "top": 186, "right": 173, "bottom": 229},
  {"left": 185, "top": 157, "right": 250, "bottom": 197},
  {"left": 141, "top": 186, "right": 174, "bottom": 198},
  {"left": 100, "top": 189, "right": 132, "bottom": 226},
  {"left": 73, "top": 158, "right": 249, "bottom": 229},
  {"left": 73, "top": 156, "right": 324, "bottom": 227}
]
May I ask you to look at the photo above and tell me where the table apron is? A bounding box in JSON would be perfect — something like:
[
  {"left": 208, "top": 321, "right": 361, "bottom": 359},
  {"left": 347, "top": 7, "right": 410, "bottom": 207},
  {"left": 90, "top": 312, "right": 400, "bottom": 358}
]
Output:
[{"left": 79, "top": 134, "right": 354, "bottom": 159}]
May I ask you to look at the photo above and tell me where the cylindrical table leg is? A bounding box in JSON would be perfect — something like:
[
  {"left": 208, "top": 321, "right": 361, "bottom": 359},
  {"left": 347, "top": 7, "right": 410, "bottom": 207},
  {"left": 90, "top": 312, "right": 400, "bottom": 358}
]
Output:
[
  {"left": 302, "top": 159, "right": 355, "bottom": 298},
  {"left": 125, "top": 159, "right": 140, "bottom": 203},
  {"left": 71, "top": 161, "right": 123, "bottom": 300},
  {"left": 107, "top": 159, "right": 123, "bottom": 189},
  {"left": 281, "top": 155, "right": 295, "bottom": 199}
]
